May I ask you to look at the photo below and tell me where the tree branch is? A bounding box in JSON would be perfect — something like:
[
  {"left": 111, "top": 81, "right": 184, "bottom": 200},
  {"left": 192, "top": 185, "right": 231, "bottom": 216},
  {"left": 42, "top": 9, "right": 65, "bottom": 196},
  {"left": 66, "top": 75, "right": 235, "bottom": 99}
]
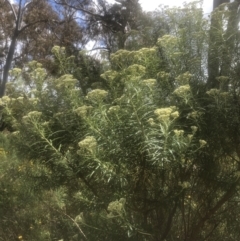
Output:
[
  {"left": 188, "top": 182, "right": 237, "bottom": 240},
  {"left": 161, "top": 200, "right": 178, "bottom": 240},
  {"left": 54, "top": 0, "right": 123, "bottom": 30},
  {"left": 46, "top": 204, "right": 87, "bottom": 240},
  {"left": 18, "top": 19, "right": 49, "bottom": 34},
  {"left": 4, "top": 0, "right": 17, "bottom": 21}
]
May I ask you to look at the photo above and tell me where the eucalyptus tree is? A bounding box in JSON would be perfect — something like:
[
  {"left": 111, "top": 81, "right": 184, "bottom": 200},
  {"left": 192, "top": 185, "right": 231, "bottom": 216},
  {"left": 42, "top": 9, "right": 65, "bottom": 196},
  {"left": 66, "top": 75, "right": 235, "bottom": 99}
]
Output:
[
  {"left": 0, "top": 0, "right": 85, "bottom": 98},
  {"left": 0, "top": 0, "right": 49, "bottom": 97},
  {"left": 54, "top": 0, "right": 151, "bottom": 52},
  {"left": 207, "top": 0, "right": 239, "bottom": 89}
]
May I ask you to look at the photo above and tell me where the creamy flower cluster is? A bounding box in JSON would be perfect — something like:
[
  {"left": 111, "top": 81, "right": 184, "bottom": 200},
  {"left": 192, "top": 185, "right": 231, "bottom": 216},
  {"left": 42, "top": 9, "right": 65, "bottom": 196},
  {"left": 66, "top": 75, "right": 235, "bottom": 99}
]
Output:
[
  {"left": 51, "top": 46, "right": 65, "bottom": 55},
  {"left": 157, "top": 35, "right": 179, "bottom": 48},
  {"left": 142, "top": 79, "right": 157, "bottom": 87},
  {"left": 30, "top": 67, "right": 47, "bottom": 81},
  {"left": 22, "top": 111, "right": 42, "bottom": 122},
  {"left": 55, "top": 74, "right": 77, "bottom": 88},
  {"left": 107, "top": 198, "right": 126, "bottom": 214},
  {"left": 74, "top": 105, "right": 93, "bottom": 118},
  {"left": 126, "top": 64, "right": 146, "bottom": 77},
  {"left": 78, "top": 136, "right": 97, "bottom": 152},
  {"left": 9, "top": 68, "right": 22, "bottom": 78},
  {"left": 173, "top": 129, "right": 184, "bottom": 136},
  {"left": 178, "top": 181, "right": 191, "bottom": 189},
  {"left": 176, "top": 72, "right": 192, "bottom": 85},
  {"left": 27, "top": 111, "right": 42, "bottom": 118},
  {"left": 216, "top": 76, "right": 228, "bottom": 82},
  {"left": 191, "top": 126, "right": 198, "bottom": 133},
  {"left": 108, "top": 105, "right": 120, "bottom": 114},
  {"left": 86, "top": 89, "right": 108, "bottom": 102},
  {"left": 157, "top": 71, "right": 170, "bottom": 80},
  {"left": 110, "top": 47, "right": 157, "bottom": 68},
  {"left": 206, "top": 88, "right": 220, "bottom": 96},
  {"left": 199, "top": 139, "right": 207, "bottom": 147},
  {"left": 147, "top": 118, "right": 155, "bottom": 126},
  {"left": 100, "top": 70, "right": 118, "bottom": 83},
  {"left": 173, "top": 85, "right": 191, "bottom": 97},
  {"left": 0, "top": 96, "right": 11, "bottom": 105},
  {"left": 188, "top": 111, "right": 202, "bottom": 119},
  {"left": 154, "top": 107, "right": 179, "bottom": 122}
]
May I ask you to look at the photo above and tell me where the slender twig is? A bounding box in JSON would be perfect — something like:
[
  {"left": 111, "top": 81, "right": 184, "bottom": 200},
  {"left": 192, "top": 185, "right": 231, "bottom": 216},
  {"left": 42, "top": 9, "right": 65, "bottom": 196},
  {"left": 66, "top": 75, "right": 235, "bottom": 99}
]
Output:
[
  {"left": 4, "top": 0, "right": 17, "bottom": 21},
  {"left": 46, "top": 205, "right": 87, "bottom": 240}
]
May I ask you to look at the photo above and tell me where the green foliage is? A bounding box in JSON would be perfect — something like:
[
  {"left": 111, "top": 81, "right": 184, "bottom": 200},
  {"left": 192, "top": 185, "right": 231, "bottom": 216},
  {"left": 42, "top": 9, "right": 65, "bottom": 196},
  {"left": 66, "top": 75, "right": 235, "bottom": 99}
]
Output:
[
  {"left": 1, "top": 1, "right": 240, "bottom": 241},
  {"left": 49, "top": 46, "right": 105, "bottom": 94}
]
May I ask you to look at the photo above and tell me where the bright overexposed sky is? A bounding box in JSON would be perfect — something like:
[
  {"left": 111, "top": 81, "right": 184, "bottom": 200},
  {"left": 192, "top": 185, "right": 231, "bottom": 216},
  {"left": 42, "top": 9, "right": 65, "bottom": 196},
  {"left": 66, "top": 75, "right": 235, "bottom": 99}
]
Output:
[
  {"left": 108, "top": 0, "right": 234, "bottom": 15},
  {"left": 140, "top": 0, "right": 213, "bottom": 14},
  {"left": 9, "top": 0, "right": 234, "bottom": 14}
]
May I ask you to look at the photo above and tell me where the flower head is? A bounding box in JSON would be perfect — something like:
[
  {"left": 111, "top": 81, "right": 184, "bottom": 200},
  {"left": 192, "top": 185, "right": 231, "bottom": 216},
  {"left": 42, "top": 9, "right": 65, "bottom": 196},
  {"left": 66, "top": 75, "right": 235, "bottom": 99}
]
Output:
[
  {"left": 9, "top": 68, "right": 22, "bottom": 78},
  {"left": 142, "top": 79, "right": 157, "bottom": 87},
  {"left": 78, "top": 136, "right": 97, "bottom": 152},
  {"left": 108, "top": 105, "right": 120, "bottom": 114},
  {"left": 173, "top": 85, "right": 191, "bottom": 97},
  {"left": 147, "top": 118, "right": 155, "bottom": 126},
  {"left": 74, "top": 105, "right": 93, "bottom": 118},
  {"left": 107, "top": 198, "right": 126, "bottom": 214},
  {"left": 176, "top": 72, "right": 192, "bottom": 85},
  {"left": 171, "top": 111, "right": 179, "bottom": 119},
  {"left": 206, "top": 88, "right": 220, "bottom": 96},
  {"left": 1, "top": 96, "right": 11, "bottom": 104},
  {"left": 22, "top": 111, "right": 42, "bottom": 123},
  {"left": 187, "top": 134, "right": 193, "bottom": 141},
  {"left": 100, "top": 70, "right": 118, "bottom": 83},
  {"left": 17, "top": 97, "right": 24, "bottom": 103},
  {"left": 191, "top": 126, "right": 198, "bottom": 133},
  {"left": 173, "top": 129, "right": 184, "bottom": 136},
  {"left": 199, "top": 139, "right": 207, "bottom": 147},
  {"left": 86, "top": 89, "right": 108, "bottom": 102},
  {"left": 154, "top": 107, "right": 177, "bottom": 122},
  {"left": 189, "top": 111, "right": 202, "bottom": 119},
  {"left": 55, "top": 74, "right": 77, "bottom": 89},
  {"left": 126, "top": 64, "right": 146, "bottom": 76}
]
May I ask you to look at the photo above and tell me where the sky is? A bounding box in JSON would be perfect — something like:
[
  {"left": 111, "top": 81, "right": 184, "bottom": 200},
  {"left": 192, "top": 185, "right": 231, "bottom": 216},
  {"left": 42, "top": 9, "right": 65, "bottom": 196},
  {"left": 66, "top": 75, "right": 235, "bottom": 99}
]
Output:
[
  {"left": 8, "top": 0, "right": 234, "bottom": 52},
  {"left": 106, "top": 0, "right": 212, "bottom": 14},
  {"left": 9, "top": 0, "right": 234, "bottom": 14},
  {"left": 139, "top": 0, "right": 213, "bottom": 14},
  {"left": 87, "top": 0, "right": 215, "bottom": 52},
  {"left": 108, "top": 0, "right": 234, "bottom": 15}
]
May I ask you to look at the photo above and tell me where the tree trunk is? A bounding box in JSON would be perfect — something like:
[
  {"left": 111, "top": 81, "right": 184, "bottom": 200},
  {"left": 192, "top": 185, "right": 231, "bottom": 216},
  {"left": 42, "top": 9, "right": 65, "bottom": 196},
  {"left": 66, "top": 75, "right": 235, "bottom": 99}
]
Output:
[
  {"left": 0, "top": 0, "right": 23, "bottom": 98},
  {"left": 219, "top": 1, "right": 240, "bottom": 91},
  {"left": 207, "top": 0, "right": 231, "bottom": 90},
  {"left": 0, "top": 31, "right": 18, "bottom": 98},
  {"left": 186, "top": 182, "right": 237, "bottom": 241}
]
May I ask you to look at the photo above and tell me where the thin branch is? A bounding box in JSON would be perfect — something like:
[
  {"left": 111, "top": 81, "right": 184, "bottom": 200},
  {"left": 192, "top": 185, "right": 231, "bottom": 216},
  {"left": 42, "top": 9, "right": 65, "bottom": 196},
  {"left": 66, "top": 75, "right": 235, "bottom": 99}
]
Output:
[
  {"left": 203, "top": 222, "right": 220, "bottom": 241},
  {"left": 4, "top": 0, "right": 17, "bottom": 21},
  {"left": 54, "top": 0, "right": 100, "bottom": 18},
  {"left": 88, "top": 47, "right": 110, "bottom": 51},
  {"left": 161, "top": 200, "right": 178, "bottom": 240},
  {"left": 48, "top": 205, "right": 87, "bottom": 240},
  {"left": 180, "top": 193, "right": 187, "bottom": 239},
  {"left": 54, "top": 0, "right": 123, "bottom": 30},
  {"left": 19, "top": 1, "right": 34, "bottom": 27},
  {"left": 16, "top": 0, "right": 23, "bottom": 31},
  {"left": 18, "top": 19, "right": 49, "bottom": 34},
  {"left": 189, "top": 181, "right": 238, "bottom": 240}
]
